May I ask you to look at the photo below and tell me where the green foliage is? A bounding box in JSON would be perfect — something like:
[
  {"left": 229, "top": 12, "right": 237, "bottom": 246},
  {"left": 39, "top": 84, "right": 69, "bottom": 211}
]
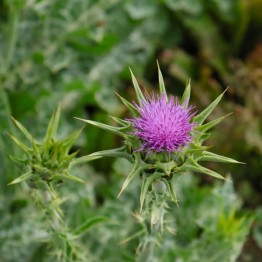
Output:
[{"left": 0, "top": 0, "right": 261, "bottom": 260}]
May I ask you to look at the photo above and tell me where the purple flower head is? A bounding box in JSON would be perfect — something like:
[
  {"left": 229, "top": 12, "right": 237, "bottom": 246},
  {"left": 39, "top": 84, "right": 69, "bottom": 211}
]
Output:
[{"left": 130, "top": 93, "right": 196, "bottom": 153}]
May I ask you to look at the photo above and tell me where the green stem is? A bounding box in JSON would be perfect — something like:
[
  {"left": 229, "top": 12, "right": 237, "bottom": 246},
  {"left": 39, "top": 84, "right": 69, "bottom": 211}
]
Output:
[
  {"left": 137, "top": 182, "right": 168, "bottom": 262},
  {"left": 36, "top": 183, "right": 80, "bottom": 262},
  {"left": 137, "top": 240, "right": 155, "bottom": 262}
]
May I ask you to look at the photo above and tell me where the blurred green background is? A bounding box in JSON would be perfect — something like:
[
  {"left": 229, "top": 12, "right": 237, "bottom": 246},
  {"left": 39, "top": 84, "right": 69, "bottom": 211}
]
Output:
[{"left": 0, "top": 0, "right": 262, "bottom": 261}]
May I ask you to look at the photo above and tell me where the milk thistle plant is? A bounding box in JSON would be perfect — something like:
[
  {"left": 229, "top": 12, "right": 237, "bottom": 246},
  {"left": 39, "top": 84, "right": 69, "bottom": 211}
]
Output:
[{"left": 77, "top": 64, "right": 240, "bottom": 256}]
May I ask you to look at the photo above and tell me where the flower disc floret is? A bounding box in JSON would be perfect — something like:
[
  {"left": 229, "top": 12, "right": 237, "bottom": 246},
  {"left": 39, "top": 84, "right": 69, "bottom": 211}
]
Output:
[{"left": 130, "top": 94, "right": 196, "bottom": 153}]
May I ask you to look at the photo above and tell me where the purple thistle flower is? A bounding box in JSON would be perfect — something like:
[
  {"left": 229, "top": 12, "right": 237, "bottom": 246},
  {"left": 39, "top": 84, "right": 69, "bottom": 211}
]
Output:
[{"left": 129, "top": 93, "right": 196, "bottom": 153}]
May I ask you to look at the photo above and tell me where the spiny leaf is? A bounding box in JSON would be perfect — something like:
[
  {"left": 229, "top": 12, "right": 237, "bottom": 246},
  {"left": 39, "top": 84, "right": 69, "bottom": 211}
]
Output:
[
  {"left": 157, "top": 61, "right": 166, "bottom": 96},
  {"left": 75, "top": 117, "right": 126, "bottom": 136},
  {"left": 73, "top": 217, "right": 108, "bottom": 236},
  {"left": 8, "top": 134, "right": 32, "bottom": 153},
  {"left": 45, "top": 106, "right": 61, "bottom": 142},
  {"left": 11, "top": 117, "right": 33, "bottom": 141},
  {"left": 32, "top": 164, "right": 49, "bottom": 174},
  {"left": 140, "top": 172, "right": 162, "bottom": 212},
  {"left": 57, "top": 127, "right": 83, "bottom": 153},
  {"left": 9, "top": 171, "right": 32, "bottom": 185},
  {"left": 118, "top": 166, "right": 144, "bottom": 198},
  {"left": 118, "top": 156, "right": 145, "bottom": 198},
  {"left": 199, "top": 133, "right": 211, "bottom": 143},
  {"left": 181, "top": 79, "right": 191, "bottom": 108},
  {"left": 186, "top": 157, "right": 227, "bottom": 180},
  {"left": 119, "top": 230, "right": 145, "bottom": 245},
  {"left": 186, "top": 164, "right": 226, "bottom": 180},
  {"left": 129, "top": 68, "right": 146, "bottom": 106},
  {"left": 114, "top": 91, "right": 138, "bottom": 116},
  {"left": 63, "top": 151, "right": 78, "bottom": 163},
  {"left": 109, "top": 116, "right": 130, "bottom": 127},
  {"left": 183, "top": 143, "right": 208, "bottom": 154},
  {"left": 198, "top": 151, "right": 243, "bottom": 164},
  {"left": 193, "top": 88, "right": 228, "bottom": 125},
  {"left": 8, "top": 154, "right": 26, "bottom": 165},
  {"left": 70, "top": 155, "right": 102, "bottom": 166},
  {"left": 87, "top": 146, "right": 133, "bottom": 162},
  {"left": 53, "top": 172, "right": 85, "bottom": 184},
  {"left": 195, "top": 113, "right": 232, "bottom": 133},
  {"left": 162, "top": 179, "right": 178, "bottom": 205},
  {"left": 32, "top": 138, "right": 40, "bottom": 155}
]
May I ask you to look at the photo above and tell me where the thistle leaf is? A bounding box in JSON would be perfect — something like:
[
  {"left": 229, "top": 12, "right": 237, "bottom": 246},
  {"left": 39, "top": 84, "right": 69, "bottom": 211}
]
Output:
[
  {"left": 140, "top": 172, "right": 162, "bottom": 212},
  {"left": 162, "top": 179, "right": 179, "bottom": 205},
  {"left": 193, "top": 88, "right": 228, "bottom": 125},
  {"left": 183, "top": 143, "right": 208, "bottom": 154},
  {"left": 129, "top": 68, "right": 146, "bottom": 105},
  {"left": 199, "top": 133, "right": 211, "bottom": 142},
  {"left": 11, "top": 117, "right": 33, "bottom": 141},
  {"left": 32, "top": 139, "right": 40, "bottom": 155},
  {"left": 70, "top": 155, "right": 102, "bottom": 166},
  {"left": 118, "top": 167, "right": 143, "bottom": 198},
  {"left": 109, "top": 116, "right": 130, "bottom": 127},
  {"left": 8, "top": 154, "right": 26, "bottom": 165},
  {"left": 119, "top": 230, "right": 144, "bottom": 245},
  {"left": 53, "top": 172, "right": 85, "bottom": 184},
  {"left": 9, "top": 171, "right": 32, "bottom": 185},
  {"left": 73, "top": 216, "right": 108, "bottom": 236},
  {"left": 87, "top": 146, "right": 133, "bottom": 162},
  {"left": 75, "top": 118, "right": 126, "bottom": 136},
  {"left": 32, "top": 164, "right": 49, "bottom": 174},
  {"left": 186, "top": 157, "right": 226, "bottom": 180},
  {"left": 45, "top": 106, "right": 61, "bottom": 142},
  {"left": 198, "top": 151, "right": 243, "bottom": 164},
  {"left": 8, "top": 134, "right": 32, "bottom": 153},
  {"left": 114, "top": 92, "right": 138, "bottom": 116},
  {"left": 181, "top": 79, "right": 191, "bottom": 108},
  {"left": 157, "top": 61, "right": 166, "bottom": 95},
  {"left": 64, "top": 151, "right": 78, "bottom": 163},
  {"left": 118, "top": 157, "right": 145, "bottom": 198},
  {"left": 187, "top": 164, "right": 225, "bottom": 180},
  {"left": 195, "top": 113, "right": 232, "bottom": 133},
  {"left": 57, "top": 127, "right": 83, "bottom": 153}
]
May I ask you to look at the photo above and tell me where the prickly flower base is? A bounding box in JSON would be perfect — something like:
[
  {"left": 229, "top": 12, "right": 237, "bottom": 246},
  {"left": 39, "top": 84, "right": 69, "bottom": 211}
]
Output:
[{"left": 77, "top": 64, "right": 241, "bottom": 258}]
